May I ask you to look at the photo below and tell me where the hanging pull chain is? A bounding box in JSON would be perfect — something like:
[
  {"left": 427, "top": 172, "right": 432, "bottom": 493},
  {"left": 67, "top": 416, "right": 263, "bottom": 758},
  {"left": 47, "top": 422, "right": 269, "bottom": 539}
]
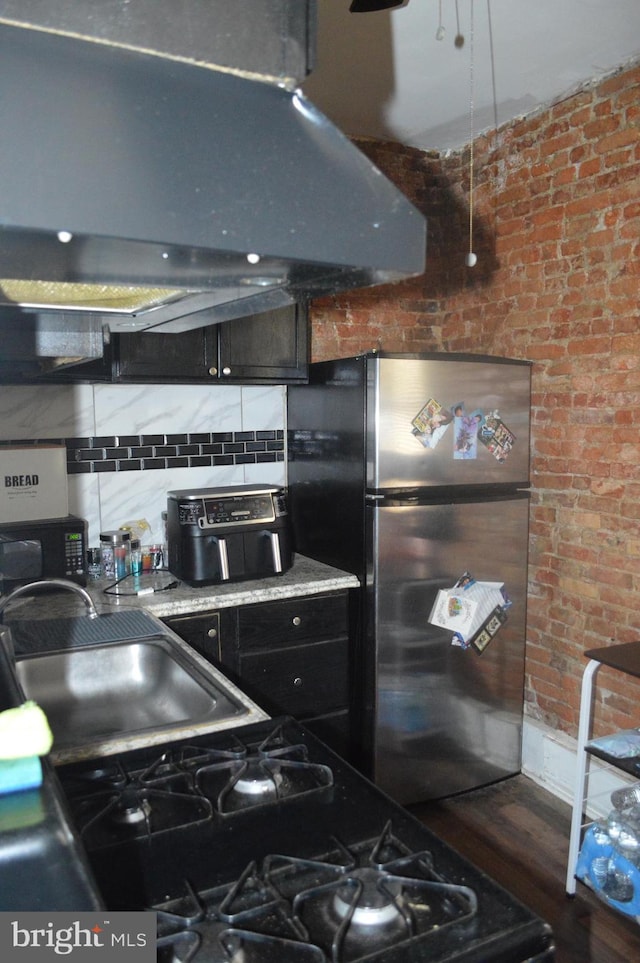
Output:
[{"left": 466, "top": 0, "right": 477, "bottom": 267}]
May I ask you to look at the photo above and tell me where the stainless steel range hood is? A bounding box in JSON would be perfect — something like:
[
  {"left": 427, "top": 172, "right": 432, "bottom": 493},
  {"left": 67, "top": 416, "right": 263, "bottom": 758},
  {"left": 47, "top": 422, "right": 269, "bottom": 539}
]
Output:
[{"left": 0, "top": 3, "right": 426, "bottom": 337}]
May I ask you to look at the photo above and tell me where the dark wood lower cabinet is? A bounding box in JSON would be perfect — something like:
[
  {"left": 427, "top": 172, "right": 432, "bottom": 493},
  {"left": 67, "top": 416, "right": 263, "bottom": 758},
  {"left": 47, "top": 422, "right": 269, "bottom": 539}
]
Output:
[{"left": 162, "top": 590, "right": 352, "bottom": 757}]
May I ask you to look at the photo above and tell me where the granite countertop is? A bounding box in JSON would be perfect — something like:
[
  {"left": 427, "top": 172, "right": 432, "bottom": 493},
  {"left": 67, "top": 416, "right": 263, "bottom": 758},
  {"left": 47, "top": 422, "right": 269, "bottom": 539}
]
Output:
[{"left": 2, "top": 554, "right": 360, "bottom": 622}]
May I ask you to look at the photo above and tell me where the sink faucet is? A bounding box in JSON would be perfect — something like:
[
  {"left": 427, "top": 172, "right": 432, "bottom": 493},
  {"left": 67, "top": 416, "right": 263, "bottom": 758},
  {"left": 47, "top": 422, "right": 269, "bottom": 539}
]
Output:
[{"left": 0, "top": 579, "right": 99, "bottom": 620}]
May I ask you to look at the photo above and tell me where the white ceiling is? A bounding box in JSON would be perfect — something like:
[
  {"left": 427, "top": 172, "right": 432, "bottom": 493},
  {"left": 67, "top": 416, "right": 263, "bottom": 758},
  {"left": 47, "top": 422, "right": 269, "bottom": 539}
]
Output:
[{"left": 303, "top": 0, "right": 640, "bottom": 151}]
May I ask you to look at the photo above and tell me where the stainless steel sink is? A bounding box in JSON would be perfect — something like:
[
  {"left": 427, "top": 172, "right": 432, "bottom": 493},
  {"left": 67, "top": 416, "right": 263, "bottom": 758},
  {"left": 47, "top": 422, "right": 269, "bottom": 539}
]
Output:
[{"left": 14, "top": 633, "right": 264, "bottom": 762}]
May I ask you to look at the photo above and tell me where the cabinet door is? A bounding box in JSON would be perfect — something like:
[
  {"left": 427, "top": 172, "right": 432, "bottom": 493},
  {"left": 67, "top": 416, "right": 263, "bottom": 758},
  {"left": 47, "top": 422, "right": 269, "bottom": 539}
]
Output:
[
  {"left": 113, "top": 328, "right": 214, "bottom": 381},
  {"left": 162, "top": 609, "right": 234, "bottom": 665},
  {"left": 217, "top": 303, "right": 308, "bottom": 383}
]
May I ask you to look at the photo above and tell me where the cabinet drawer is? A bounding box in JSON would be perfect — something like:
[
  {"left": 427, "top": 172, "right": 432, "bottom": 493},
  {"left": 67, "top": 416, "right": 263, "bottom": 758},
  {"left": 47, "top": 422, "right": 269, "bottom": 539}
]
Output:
[
  {"left": 237, "top": 593, "right": 348, "bottom": 651},
  {"left": 239, "top": 639, "right": 348, "bottom": 717}
]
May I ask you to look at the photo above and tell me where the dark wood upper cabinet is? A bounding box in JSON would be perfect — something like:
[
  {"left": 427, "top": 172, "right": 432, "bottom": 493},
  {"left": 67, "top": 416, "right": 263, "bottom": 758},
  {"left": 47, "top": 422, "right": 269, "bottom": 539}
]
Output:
[
  {"left": 115, "top": 303, "right": 308, "bottom": 384},
  {"left": 113, "top": 326, "right": 213, "bottom": 382},
  {"left": 217, "top": 304, "right": 308, "bottom": 383},
  {"left": 7, "top": 303, "right": 308, "bottom": 385},
  {"left": 112, "top": 305, "right": 308, "bottom": 384}
]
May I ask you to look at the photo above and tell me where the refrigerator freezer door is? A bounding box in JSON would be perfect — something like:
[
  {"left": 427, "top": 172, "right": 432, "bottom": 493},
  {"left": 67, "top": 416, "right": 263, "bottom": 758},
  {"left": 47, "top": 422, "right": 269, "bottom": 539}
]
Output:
[
  {"left": 369, "top": 493, "right": 529, "bottom": 803},
  {"left": 367, "top": 356, "right": 531, "bottom": 490}
]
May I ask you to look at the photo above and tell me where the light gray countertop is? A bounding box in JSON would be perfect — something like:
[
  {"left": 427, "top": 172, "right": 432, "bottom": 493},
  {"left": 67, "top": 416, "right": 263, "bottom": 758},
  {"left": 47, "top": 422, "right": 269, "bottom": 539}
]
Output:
[{"left": 2, "top": 554, "right": 360, "bottom": 622}]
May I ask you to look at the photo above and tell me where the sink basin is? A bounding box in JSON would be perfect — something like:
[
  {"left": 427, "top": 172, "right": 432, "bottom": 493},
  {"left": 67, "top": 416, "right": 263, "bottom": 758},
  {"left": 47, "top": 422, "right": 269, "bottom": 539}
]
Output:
[{"left": 14, "top": 634, "right": 259, "bottom": 761}]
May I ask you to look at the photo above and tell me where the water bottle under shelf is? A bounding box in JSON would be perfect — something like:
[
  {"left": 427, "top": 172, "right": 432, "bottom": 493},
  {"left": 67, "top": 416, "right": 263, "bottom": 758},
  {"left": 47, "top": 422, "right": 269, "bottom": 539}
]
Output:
[{"left": 611, "top": 784, "right": 640, "bottom": 811}]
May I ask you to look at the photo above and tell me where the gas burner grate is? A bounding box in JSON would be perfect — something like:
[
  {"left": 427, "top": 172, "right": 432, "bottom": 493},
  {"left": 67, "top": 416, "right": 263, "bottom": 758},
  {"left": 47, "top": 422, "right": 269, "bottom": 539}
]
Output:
[
  {"left": 70, "top": 782, "right": 213, "bottom": 849},
  {"left": 59, "top": 722, "right": 335, "bottom": 852},
  {"left": 140, "top": 721, "right": 334, "bottom": 816},
  {"left": 154, "top": 822, "right": 478, "bottom": 963}
]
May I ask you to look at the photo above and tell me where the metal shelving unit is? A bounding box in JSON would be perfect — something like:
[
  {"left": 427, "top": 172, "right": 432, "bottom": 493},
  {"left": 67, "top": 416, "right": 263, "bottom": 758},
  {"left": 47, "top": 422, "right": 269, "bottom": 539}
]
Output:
[{"left": 566, "top": 641, "right": 640, "bottom": 903}]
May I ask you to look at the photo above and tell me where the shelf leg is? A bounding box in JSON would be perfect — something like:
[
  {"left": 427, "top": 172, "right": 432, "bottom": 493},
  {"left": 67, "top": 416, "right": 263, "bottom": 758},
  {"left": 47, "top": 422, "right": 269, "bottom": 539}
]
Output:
[{"left": 566, "top": 658, "right": 600, "bottom": 896}]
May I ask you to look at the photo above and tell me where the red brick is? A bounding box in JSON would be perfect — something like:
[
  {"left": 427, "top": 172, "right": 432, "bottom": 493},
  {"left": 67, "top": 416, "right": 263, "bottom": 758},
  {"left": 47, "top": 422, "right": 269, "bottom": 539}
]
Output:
[{"left": 309, "top": 61, "right": 640, "bottom": 743}]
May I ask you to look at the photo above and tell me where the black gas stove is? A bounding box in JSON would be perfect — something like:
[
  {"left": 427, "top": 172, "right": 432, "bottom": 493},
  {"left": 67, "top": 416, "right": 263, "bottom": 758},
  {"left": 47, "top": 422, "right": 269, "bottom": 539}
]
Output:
[{"left": 55, "top": 718, "right": 554, "bottom": 962}]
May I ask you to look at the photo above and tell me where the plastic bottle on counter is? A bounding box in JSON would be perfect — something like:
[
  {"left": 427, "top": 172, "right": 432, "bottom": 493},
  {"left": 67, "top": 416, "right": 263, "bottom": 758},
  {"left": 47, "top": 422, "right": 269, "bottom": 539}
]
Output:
[{"left": 100, "top": 530, "right": 131, "bottom": 580}]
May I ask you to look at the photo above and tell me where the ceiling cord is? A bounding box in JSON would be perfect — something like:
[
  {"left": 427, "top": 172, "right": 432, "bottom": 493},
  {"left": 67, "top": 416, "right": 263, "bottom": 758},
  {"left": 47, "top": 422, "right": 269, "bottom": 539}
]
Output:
[
  {"left": 466, "top": 0, "right": 477, "bottom": 267},
  {"left": 436, "top": 0, "right": 445, "bottom": 40}
]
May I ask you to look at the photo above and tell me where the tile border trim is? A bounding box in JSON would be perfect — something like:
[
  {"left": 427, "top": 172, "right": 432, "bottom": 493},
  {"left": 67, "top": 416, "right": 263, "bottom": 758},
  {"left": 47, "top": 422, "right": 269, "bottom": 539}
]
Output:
[{"left": 0, "top": 431, "right": 284, "bottom": 474}]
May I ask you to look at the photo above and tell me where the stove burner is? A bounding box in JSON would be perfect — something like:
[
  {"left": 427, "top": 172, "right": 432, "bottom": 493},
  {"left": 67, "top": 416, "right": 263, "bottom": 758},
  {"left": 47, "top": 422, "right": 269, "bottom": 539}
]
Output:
[
  {"left": 232, "top": 762, "right": 283, "bottom": 800},
  {"left": 154, "top": 823, "right": 479, "bottom": 963},
  {"left": 111, "top": 790, "right": 153, "bottom": 826},
  {"left": 332, "top": 868, "right": 403, "bottom": 928}
]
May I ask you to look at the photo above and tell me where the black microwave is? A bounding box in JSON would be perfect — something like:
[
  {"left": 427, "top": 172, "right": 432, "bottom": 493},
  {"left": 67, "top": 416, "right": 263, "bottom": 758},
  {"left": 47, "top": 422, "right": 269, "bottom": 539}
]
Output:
[{"left": 0, "top": 515, "right": 88, "bottom": 593}]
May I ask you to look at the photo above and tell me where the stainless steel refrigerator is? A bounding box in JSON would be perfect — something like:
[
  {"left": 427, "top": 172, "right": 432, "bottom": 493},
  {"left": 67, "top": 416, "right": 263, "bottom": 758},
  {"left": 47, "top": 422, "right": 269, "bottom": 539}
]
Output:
[{"left": 287, "top": 353, "right": 532, "bottom": 804}]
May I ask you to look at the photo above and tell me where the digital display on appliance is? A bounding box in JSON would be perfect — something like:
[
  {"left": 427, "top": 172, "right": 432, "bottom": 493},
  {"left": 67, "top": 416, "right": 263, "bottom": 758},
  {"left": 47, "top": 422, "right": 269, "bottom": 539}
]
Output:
[{"left": 202, "top": 494, "right": 275, "bottom": 527}]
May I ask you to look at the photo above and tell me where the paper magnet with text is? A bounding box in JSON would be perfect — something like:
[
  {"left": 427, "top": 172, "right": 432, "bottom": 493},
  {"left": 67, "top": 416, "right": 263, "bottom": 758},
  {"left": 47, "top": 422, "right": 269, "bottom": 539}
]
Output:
[{"left": 428, "top": 572, "right": 511, "bottom": 653}]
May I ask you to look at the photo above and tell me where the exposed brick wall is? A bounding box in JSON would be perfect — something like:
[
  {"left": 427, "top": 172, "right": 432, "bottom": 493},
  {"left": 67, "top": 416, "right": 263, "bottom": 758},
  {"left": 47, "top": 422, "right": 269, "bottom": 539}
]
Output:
[{"left": 309, "top": 61, "right": 640, "bottom": 742}]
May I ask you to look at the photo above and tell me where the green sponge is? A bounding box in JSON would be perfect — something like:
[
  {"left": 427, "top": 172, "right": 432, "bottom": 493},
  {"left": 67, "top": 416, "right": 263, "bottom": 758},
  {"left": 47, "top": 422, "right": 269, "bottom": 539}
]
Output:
[{"left": 0, "top": 701, "right": 53, "bottom": 759}]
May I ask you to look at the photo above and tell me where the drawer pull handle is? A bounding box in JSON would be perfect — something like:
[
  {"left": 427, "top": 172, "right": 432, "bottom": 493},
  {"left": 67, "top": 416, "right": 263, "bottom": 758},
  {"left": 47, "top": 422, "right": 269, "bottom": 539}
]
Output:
[
  {"left": 292, "top": 616, "right": 301, "bottom": 627},
  {"left": 207, "top": 628, "right": 218, "bottom": 639},
  {"left": 293, "top": 677, "right": 303, "bottom": 687}
]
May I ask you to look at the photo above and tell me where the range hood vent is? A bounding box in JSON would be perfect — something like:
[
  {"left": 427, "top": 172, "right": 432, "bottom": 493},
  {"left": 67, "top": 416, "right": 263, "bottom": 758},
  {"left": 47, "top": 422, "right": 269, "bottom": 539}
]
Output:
[{"left": 0, "top": 6, "right": 426, "bottom": 335}]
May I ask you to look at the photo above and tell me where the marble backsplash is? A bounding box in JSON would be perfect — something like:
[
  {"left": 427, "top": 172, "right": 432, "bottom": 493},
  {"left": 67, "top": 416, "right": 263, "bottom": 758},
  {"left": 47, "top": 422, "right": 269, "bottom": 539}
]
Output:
[{"left": 0, "top": 382, "right": 286, "bottom": 547}]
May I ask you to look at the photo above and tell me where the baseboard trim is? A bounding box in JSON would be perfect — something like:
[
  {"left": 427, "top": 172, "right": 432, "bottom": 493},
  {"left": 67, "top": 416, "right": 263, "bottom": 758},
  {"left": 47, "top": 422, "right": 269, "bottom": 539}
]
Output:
[{"left": 522, "top": 716, "right": 635, "bottom": 818}]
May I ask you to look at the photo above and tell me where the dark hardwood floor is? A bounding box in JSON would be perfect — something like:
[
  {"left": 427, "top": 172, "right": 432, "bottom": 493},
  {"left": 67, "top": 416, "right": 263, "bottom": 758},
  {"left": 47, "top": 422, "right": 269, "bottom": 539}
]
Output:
[{"left": 409, "top": 775, "right": 640, "bottom": 962}]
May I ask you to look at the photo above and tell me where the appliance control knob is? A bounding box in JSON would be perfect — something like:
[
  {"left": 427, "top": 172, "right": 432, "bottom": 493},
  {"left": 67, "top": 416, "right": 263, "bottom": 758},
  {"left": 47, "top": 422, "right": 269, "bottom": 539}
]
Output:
[
  {"left": 222, "top": 366, "right": 231, "bottom": 376},
  {"left": 207, "top": 627, "right": 217, "bottom": 639},
  {"left": 208, "top": 366, "right": 218, "bottom": 376},
  {"left": 292, "top": 616, "right": 301, "bottom": 626},
  {"left": 293, "top": 677, "right": 303, "bottom": 687}
]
